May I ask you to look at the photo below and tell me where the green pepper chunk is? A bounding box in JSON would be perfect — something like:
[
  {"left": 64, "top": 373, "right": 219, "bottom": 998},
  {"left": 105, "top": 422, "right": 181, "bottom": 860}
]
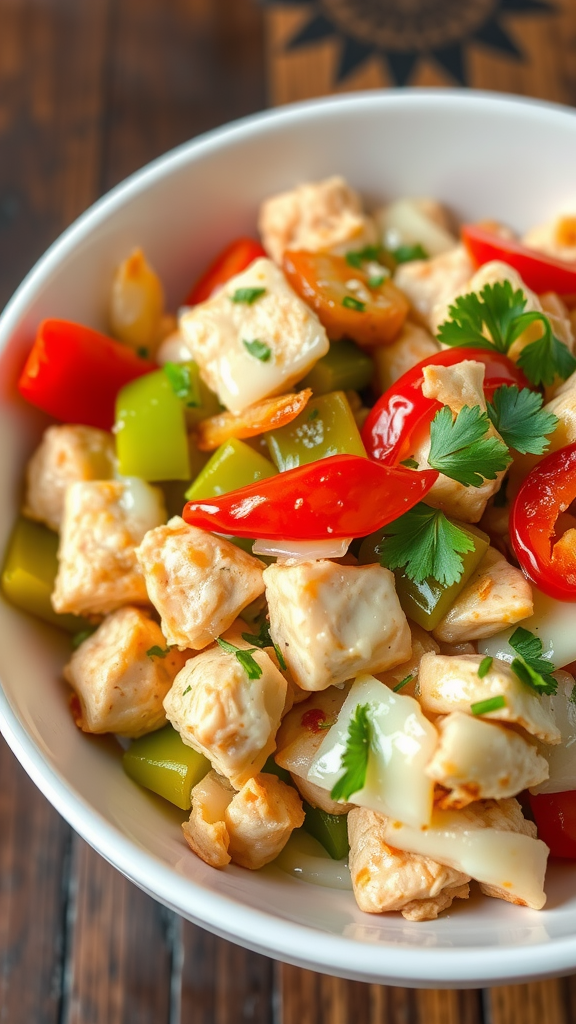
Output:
[
  {"left": 265, "top": 390, "right": 367, "bottom": 471},
  {"left": 123, "top": 724, "right": 210, "bottom": 810},
  {"left": 300, "top": 340, "right": 373, "bottom": 395},
  {"left": 115, "top": 368, "right": 190, "bottom": 480},
  {"left": 185, "top": 437, "right": 277, "bottom": 501},
  {"left": 1, "top": 517, "right": 89, "bottom": 632},
  {"left": 358, "top": 521, "right": 490, "bottom": 630},
  {"left": 302, "top": 802, "right": 349, "bottom": 860}
]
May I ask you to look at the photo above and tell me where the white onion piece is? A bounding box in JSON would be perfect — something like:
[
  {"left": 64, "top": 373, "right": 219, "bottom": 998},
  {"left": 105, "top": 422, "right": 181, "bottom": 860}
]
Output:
[
  {"left": 117, "top": 476, "right": 166, "bottom": 534},
  {"left": 377, "top": 199, "right": 457, "bottom": 257},
  {"left": 531, "top": 671, "right": 576, "bottom": 795},
  {"left": 274, "top": 830, "right": 352, "bottom": 890},
  {"left": 156, "top": 330, "right": 191, "bottom": 365},
  {"left": 253, "top": 537, "right": 351, "bottom": 562},
  {"left": 478, "top": 587, "right": 576, "bottom": 669}
]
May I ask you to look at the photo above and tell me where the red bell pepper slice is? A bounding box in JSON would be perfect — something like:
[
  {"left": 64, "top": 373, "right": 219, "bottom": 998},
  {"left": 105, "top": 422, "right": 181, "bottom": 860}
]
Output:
[
  {"left": 18, "top": 319, "right": 156, "bottom": 431},
  {"left": 462, "top": 223, "right": 576, "bottom": 297},
  {"left": 510, "top": 442, "right": 576, "bottom": 601},
  {"left": 362, "top": 347, "right": 530, "bottom": 466},
  {"left": 185, "top": 237, "right": 267, "bottom": 305},
  {"left": 529, "top": 791, "right": 576, "bottom": 859},
  {"left": 182, "top": 454, "right": 438, "bottom": 540}
]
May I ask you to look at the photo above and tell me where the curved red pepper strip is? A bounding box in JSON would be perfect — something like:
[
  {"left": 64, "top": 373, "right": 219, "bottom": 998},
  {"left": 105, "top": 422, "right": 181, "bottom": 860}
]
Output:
[
  {"left": 185, "top": 237, "right": 267, "bottom": 305},
  {"left": 529, "top": 791, "right": 576, "bottom": 859},
  {"left": 510, "top": 442, "right": 576, "bottom": 602},
  {"left": 182, "top": 455, "right": 438, "bottom": 540},
  {"left": 462, "top": 224, "right": 576, "bottom": 297},
  {"left": 362, "top": 347, "right": 530, "bottom": 466}
]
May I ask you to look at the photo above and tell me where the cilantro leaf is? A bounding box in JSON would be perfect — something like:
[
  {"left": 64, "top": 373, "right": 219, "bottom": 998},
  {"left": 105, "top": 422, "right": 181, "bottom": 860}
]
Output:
[
  {"left": 230, "top": 287, "right": 266, "bottom": 304},
  {"left": 516, "top": 321, "right": 576, "bottom": 388},
  {"left": 378, "top": 503, "right": 476, "bottom": 587},
  {"left": 509, "top": 626, "right": 557, "bottom": 696},
  {"left": 487, "top": 385, "right": 558, "bottom": 454},
  {"left": 241, "top": 619, "right": 287, "bottom": 671},
  {"left": 392, "top": 243, "right": 428, "bottom": 264},
  {"left": 146, "top": 645, "right": 171, "bottom": 659},
  {"left": 330, "top": 704, "right": 372, "bottom": 802},
  {"left": 345, "top": 245, "right": 383, "bottom": 268},
  {"left": 163, "top": 362, "right": 200, "bottom": 407},
  {"left": 243, "top": 338, "right": 272, "bottom": 362},
  {"left": 342, "top": 296, "right": 365, "bottom": 312},
  {"left": 216, "top": 636, "right": 262, "bottom": 680},
  {"left": 428, "top": 405, "right": 511, "bottom": 487},
  {"left": 400, "top": 457, "right": 419, "bottom": 469}
]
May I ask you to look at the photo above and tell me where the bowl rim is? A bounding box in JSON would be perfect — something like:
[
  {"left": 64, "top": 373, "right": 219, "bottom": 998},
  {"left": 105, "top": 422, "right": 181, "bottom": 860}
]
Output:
[{"left": 3, "top": 87, "right": 576, "bottom": 987}]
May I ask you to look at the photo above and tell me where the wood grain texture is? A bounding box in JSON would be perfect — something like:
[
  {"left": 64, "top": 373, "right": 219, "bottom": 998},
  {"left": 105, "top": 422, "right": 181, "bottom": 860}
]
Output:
[
  {"left": 180, "top": 923, "right": 274, "bottom": 1024},
  {"left": 486, "top": 979, "right": 571, "bottom": 1024}
]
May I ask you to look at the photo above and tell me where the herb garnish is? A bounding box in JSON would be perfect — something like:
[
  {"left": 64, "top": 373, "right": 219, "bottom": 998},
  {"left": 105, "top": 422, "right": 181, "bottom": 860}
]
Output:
[
  {"left": 509, "top": 627, "right": 557, "bottom": 695},
  {"left": 345, "top": 245, "right": 383, "bottom": 269},
  {"left": 428, "top": 404, "right": 511, "bottom": 487},
  {"left": 241, "top": 619, "right": 287, "bottom": 670},
  {"left": 393, "top": 674, "right": 414, "bottom": 693},
  {"left": 487, "top": 385, "right": 558, "bottom": 454},
  {"left": 392, "top": 243, "right": 428, "bottom": 264},
  {"left": 330, "top": 704, "right": 372, "bottom": 801},
  {"left": 378, "top": 503, "right": 476, "bottom": 587},
  {"left": 146, "top": 645, "right": 171, "bottom": 659},
  {"left": 163, "top": 362, "right": 200, "bottom": 406},
  {"left": 478, "top": 656, "right": 493, "bottom": 679},
  {"left": 368, "top": 274, "right": 385, "bottom": 289},
  {"left": 216, "top": 637, "right": 263, "bottom": 680},
  {"left": 471, "top": 695, "right": 506, "bottom": 716},
  {"left": 182, "top": 685, "right": 192, "bottom": 696},
  {"left": 342, "top": 296, "right": 366, "bottom": 312},
  {"left": 243, "top": 338, "right": 272, "bottom": 362},
  {"left": 71, "top": 627, "right": 97, "bottom": 650},
  {"left": 230, "top": 286, "right": 266, "bottom": 305},
  {"left": 400, "top": 457, "right": 419, "bottom": 469}
]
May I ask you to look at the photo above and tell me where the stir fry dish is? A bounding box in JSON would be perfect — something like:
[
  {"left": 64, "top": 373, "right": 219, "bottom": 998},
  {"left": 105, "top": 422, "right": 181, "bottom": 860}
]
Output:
[{"left": 7, "top": 175, "right": 576, "bottom": 921}]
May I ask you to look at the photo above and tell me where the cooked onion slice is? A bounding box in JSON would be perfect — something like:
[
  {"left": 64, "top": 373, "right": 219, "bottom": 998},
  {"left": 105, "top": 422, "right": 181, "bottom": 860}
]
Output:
[
  {"left": 196, "top": 389, "right": 312, "bottom": 451},
  {"left": 253, "top": 537, "right": 352, "bottom": 562}
]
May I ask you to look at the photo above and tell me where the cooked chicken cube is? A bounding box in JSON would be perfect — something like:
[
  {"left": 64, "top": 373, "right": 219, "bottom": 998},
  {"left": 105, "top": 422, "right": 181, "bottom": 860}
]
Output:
[
  {"left": 426, "top": 712, "right": 549, "bottom": 808},
  {"left": 64, "top": 606, "right": 189, "bottom": 737},
  {"left": 393, "top": 244, "right": 473, "bottom": 328},
  {"left": 136, "top": 517, "right": 265, "bottom": 650},
  {"left": 523, "top": 215, "right": 576, "bottom": 263},
  {"left": 348, "top": 807, "right": 470, "bottom": 920},
  {"left": 373, "top": 320, "right": 439, "bottom": 394},
  {"left": 23, "top": 425, "right": 115, "bottom": 532},
  {"left": 411, "top": 361, "right": 508, "bottom": 523},
  {"left": 258, "top": 176, "right": 376, "bottom": 265},
  {"left": 433, "top": 547, "right": 533, "bottom": 643},
  {"left": 182, "top": 770, "right": 234, "bottom": 868},
  {"left": 179, "top": 258, "right": 329, "bottom": 414},
  {"left": 264, "top": 560, "right": 411, "bottom": 691},
  {"left": 376, "top": 198, "right": 457, "bottom": 257},
  {"left": 52, "top": 479, "right": 166, "bottom": 617},
  {"left": 418, "top": 652, "right": 560, "bottom": 744},
  {"left": 374, "top": 620, "right": 439, "bottom": 697},
  {"left": 275, "top": 685, "right": 352, "bottom": 814},
  {"left": 163, "top": 621, "right": 287, "bottom": 788},
  {"left": 375, "top": 798, "right": 548, "bottom": 910}
]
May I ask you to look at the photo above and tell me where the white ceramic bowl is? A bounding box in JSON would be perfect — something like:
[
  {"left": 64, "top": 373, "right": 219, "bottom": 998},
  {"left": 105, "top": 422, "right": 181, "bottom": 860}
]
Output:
[{"left": 2, "top": 89, "right": 576, "bottom": 989}]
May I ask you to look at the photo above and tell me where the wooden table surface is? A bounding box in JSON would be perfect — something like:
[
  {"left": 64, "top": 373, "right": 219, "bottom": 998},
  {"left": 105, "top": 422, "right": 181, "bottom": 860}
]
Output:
[{"left": 2, "top": 1, "right": 576, "bottom": 1021}]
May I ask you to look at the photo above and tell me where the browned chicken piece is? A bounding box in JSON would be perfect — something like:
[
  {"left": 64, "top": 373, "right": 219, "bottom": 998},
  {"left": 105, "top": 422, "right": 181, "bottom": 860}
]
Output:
[
  {"left": 372, "top": 320, "right": 439, "bottom": 394},
  {"left": 393, "top": 245, "right": 473, "bottom": 328}
]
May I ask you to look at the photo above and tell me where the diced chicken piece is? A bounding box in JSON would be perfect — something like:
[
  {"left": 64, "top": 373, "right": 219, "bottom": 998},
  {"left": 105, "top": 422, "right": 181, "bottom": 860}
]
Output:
[
  {"left": 163, "top": 621, "right": 286, "bottom": 788},
  {"left": 411, "top": 361, "right": 508, "bottom": 523},
  {"left": 182, "top": 770, "right": 234, "bottom": 867},
  {"left": 376, "top": 798, "right": 548, "bottom": 910},
  {"left": 348, "top": 806, "right": 470, "bottom": 920},
  {"left": 376, "top": 198, "right": 457, "bottom": 257},
  {"left": 418, "top": 652, "right": 560, "bottom": 744},
  {"left": 264, "top": 560, "right": 411, "bottom": 691},
  {"left": 179, "top": 258, "right": 329, "bottom": 414},
  {"left": 426, "top": 712, "right": 549, "bottom": 808},
  {"left": 275, "top": 685, "right": 352, "bottom": 814},
  {"left": 523, "top": 215, "right": 576, "bottom": 263},
  {"left": 373, "top": 321, "right": 439, "bottom": 394},
  {"left": 136, "top": 517, "right": 265, "bottom": 651},
  {"left": 374, "top": 621, "right": 439, "bottom": 698},
  {"left": 23, "top": 425, "right": 115, "bottom": 532},
  {"left": 531, "top": 671, "right": 576, "bottom": 795},
  {"left": 258, "top": 176, "right": 376, "bottom": 265},
  {"left": 63, "top": 606, "right": 189, "bottom": 737},
  {"left": 393, "top": 244, "right": 473, "bottom": 328},
  {"left": 433, "top": 547, "right": 533, "bottom": 643},
  {"left": 183, "top": 770, "right": 304, "bottom": 870},
  {"left": 52, "top": 479, "right": 166, "bottom": 617}
]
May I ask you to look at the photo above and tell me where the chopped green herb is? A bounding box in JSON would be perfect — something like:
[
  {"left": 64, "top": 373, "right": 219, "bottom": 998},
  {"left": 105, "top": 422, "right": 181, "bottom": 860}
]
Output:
[
  {"left": 393, "top": 674, "right": 413, "bottom": 693},
  {"left": 241, "top": 620, "right": 287, "bottom": 671},
  {"left": 163, "top": 361, "right": 200, "bottom": 406},
  {"left": 342, "top": 296, "right": 366, "bottom": 312},
  {"left": 487, "top": 385, "right": 558, "bottom": 455},
  {"left": 400, "top": 457, "right": 419, "bottom": 469},
  {"left": 428, "top": 404, "right": 511, "bottom": 487},
  {"left": 509, "top": 626, "right": 557, "bottom": 695},
  {"left": 478, "top": 656, "right": 493, "bottom": 679},
  {"left": 146, "top": 645, "right": 171, "bottom": 659},
  {"left": 182, "top": 685, "right": 192, "bottom": 696},
  {"left": 308, "top": 408, "right": 319, "bottom": 421},
  {"left": 378, "top": 502, "right": 476, "bottom": 587},
  {"left": 71, "top": 627, "right": 97, "bottom": 650},
  {"left": 345, "top": 245, "right": 383, "bottom": 269},
  {"left": 437, "top": 280, "right": 576, "bottom": 387},
  {"left": 230, "top": 286, "right": 266, "bottom": 305},
  {"left": 216, "top": 636, "right": 263, "bottom": 680},
  {"left": 471, "top": 695, "right": 506, "bottom": 716},
  {"left": 392, "top": 243, "right": 428, "bottom": 264},
  {"left": 330, "top": 704, "right": 372, "bottom": 802},
  {"left": 137, "top": 346, "right": 149, "bottom": 359},
  {"left": 368, "top": 274, "right": 385, "bottom": 289},
  {"left": 243, "top": 338, "right": 272, "bottom": 362}
]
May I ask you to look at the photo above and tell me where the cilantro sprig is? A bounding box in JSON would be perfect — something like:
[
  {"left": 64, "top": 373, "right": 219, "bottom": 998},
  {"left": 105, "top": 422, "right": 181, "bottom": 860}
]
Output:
[
  {"left": 428, "top": 405, "right": 511, "bottom": 487},
  {"left": 487, "top": 385, "right": 558, "bottom": 455},
  {"left": 509, "top": 627, "right": 557, "bottom": 696},
  {"left": 163, "top": 362, "right": 200, "bottom": 407},
  {"left": 241, "top": 619, "right": 287, "bottom": 670},
  {"left": 146, "top": 645, "right": 171, "bottom": 659},
  {"left": 330, "top": 704, "right": 372, "bottom": 802},
  {"left": 243, "top": 338, "right": 272, "bottom": 362},
  {"left": 216, "top": 637, "right": 262, "bottom": 680},
  {"left": 378, "top": 503, "right": 476, "bottom": 587},
  {"left": 437, "top": 280, "right": 576, "bottom": 387},
  {"left": 230, "top": 286, "right": 266, "bottom": 305},
  {"left": 392, "top": 243, "right": 428, "bottom": 264}
]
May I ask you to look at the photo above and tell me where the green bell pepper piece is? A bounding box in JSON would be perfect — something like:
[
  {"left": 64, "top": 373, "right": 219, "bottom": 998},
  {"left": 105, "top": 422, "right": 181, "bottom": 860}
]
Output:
[
  {"left": 115, "top": 367, "right": 190, "bottom": 480},
  {"left": 303, "top": 802, "right": 349, "bottom": 860},
  {"left": 185, "top": 437, "right": 277, "bottom": 501},
  {"left": 300, "top": 340, "right": 373, "bottom": 395},
  {"left": 358, "top": 521, "right": 490, "bottom": 630},
  {"left": 123, "top": 724, "right": 210, "bottom": 810},
  {"left": 1, "top": 517, "right": 89, "bottom": 632},
  {"left": 265, "top": 390, "right": 367, "bottom": 471}
]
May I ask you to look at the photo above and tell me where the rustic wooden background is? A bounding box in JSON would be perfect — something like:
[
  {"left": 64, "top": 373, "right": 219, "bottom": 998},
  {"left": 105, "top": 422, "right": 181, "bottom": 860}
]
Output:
[{"left": 2, "top": 0, "right": 576, "bottom": 1020}]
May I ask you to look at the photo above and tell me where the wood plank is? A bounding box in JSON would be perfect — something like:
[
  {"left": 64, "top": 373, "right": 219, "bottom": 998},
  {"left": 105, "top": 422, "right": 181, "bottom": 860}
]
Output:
[
  {"left": 486, "top": 979, "right": 569, "bottom": 1024},
  {"left": 0, "top": 735, "right": 71, "bottom": 1024}
]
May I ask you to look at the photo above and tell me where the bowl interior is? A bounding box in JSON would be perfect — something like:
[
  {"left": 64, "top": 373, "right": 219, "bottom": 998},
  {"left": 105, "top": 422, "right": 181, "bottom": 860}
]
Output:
[{"left": 2, "top": 90, "right": 576, "bottom": 987}]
